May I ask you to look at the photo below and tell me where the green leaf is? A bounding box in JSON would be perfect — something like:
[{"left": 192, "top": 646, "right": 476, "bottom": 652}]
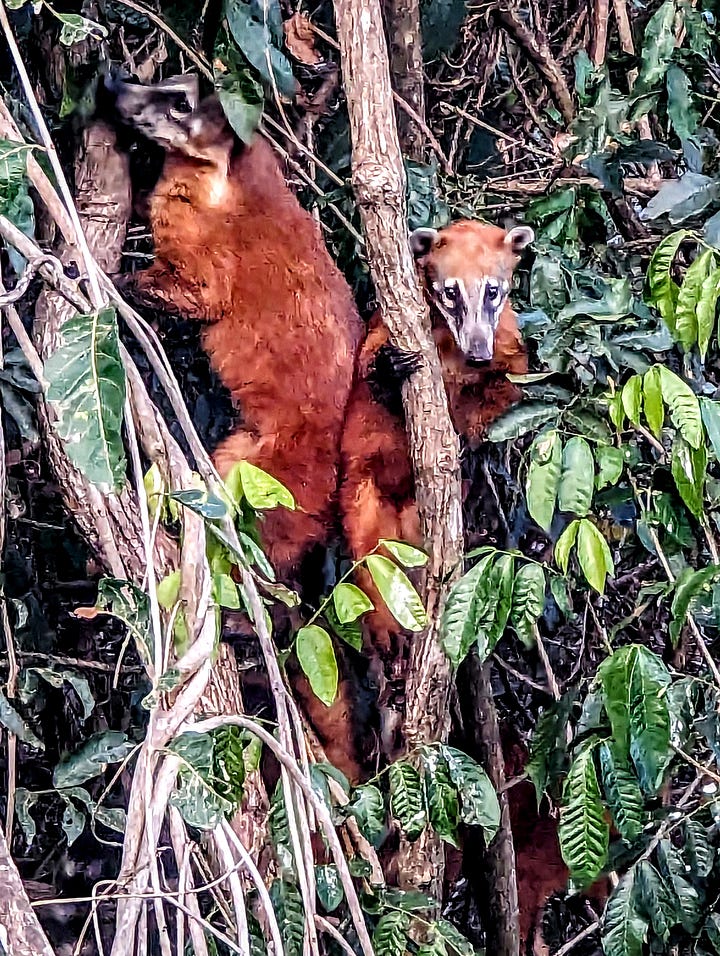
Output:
[
  {"left": 54, "top": 11, "right": 107, "bottom": 44},
  {"left": 670, "top": 564, "right": 720, "bottom": 646},
  {"left": 634, "top": 860, "right": 677, "bottom": 944},
  {"left": 225, "top": 0, "right": 296, "bottom": 98},
  {"left": 598, "top": 741, "right": 644, "bottom": 844},
  {"left": 29, "top": 667, "right": 94, "bottom": 722},
  {"left": 608, "top": 392, "right": 625, "bottom": 432},
  {"left": 348, "top": 784, "right": 386, "bottom": 847},
  {"left": 270, "top": 878, "right": 304, "bottom": 956},
  {"left": 157, "top": 570, "right": 181, "bottom": 609},
  {"left": 486, "top": 402, "right": 560, "bottom": 441},
  {"left": 510, "top": 562, "right": 546, "bottom": 647},
  {"left": 332, "top": 583, "right": 374, "bottom": 624},
  {"left": 478, "top": 553, "right": 515, "bottom": 658},
  {"left": 389, "top": 762, "right": 427, "bottom": 840},
  {"left": 315, "top": 864, "right": 343, "bottom": 913},
  {"left": 216, "top": 82, "right": 263, "bottom": 145},
  {"left": 576, "top": 519, "right": 614, "bottom": 594},
  {"left": 656, "top": 364, "right": 703, "bottom": 448},
  {"left": 602, "top": 870, "right": 648, "bottom": 956},
  {"left": 422, "top": 749, "right": 460, "bottom": 847},
  {"left": 169, "top": 731, "right": 234, "bottom": 830},
  {"left": 701, "top": 398, "right": 720, "bottom": 460},
  {"left": 44, "top": 307, "right": 127, "bottom": 492},
  {"left": 622, "top": 375, "right": 643, "bottom": 426},
  {"left": 667, "top": 65, "right": 701, "bottom": 143},
  {"left": 59, "top": 793, "right": 86, "bottom": 846},
  {"left": 14, "top": 789, "right": 38, "bottom": 845},
  {"left": 526, "top": 429, "right": 563, "bottom": 531},
  {"left": 697, "top": 265, "right": 720, "bottom": 360},
  {"left": 557, "top": 436, "right": 594, "bottom": 516},
  {"left": 0, "top": 689, "right": 43, "bottom": 749},
  {"left": 598, "top": 645, "right": 672, "bottom": 796},
  {"left": 558, "top": 746, "right": 609, "bottom": 886},
  {"left": 683, "top": 817, "right": 714, "bottom": 878},
  {"left": 366, "top": 554, "right": 427, "bottom": 632},
  {"left": 213, "top": 572, "right": 241, "bottom": 609},
  {"left": 642, "top": 366, "right": 664, "bottom": 438},
  {"left": 54, "top": 731, "right": 134, "bottom": 789},
  {"left": 634, "top": 0, "right": 676, "bottom": 94},
  {"left": 380, "top": 539, "right": 428, "bottom": 567},
  {"left": 656, "top": 839, "right": 701, "bottom": 933},
  {"left": 555, "top": 519, "right": 580, "bottom": 574},
  {"left": 440, "top": 553, "right": 495, "bottom": 665},
  {"left": 646, "top": 230, "right": 689, "bottom": 332},
  {"left": 526, "top": 703, "right": 568, "bottom": 804},
  {"left": 595, "top": 445, "right": 625, "bottom": 490},
  {"left": 295, "top": 625, "right": 338, "bottom": 706},
  {"left": 441, "top": 745, "right": 500, "bottom": 842},
  {"left": 670, "top": 433, "right": 706, "bottom": 518},
  {"left": 642, "top": 174, "right": 720, "bottom": 226},
  {"left": 675, "top": 248, "right": 714, "bottom": 350},
  {"left": 237, "top": 461, "right": 295, "bottom": 510},
  {"left": 373, "top": 912, "right": 410, "bottom": 956},
  {"left": 171, "top": 488, "right": 228, "bottom": 521}
]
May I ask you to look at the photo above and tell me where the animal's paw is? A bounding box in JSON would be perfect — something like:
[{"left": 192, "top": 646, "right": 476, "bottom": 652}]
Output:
[{"left": 373, "top": 342, "right": 423, "bottom": 383}]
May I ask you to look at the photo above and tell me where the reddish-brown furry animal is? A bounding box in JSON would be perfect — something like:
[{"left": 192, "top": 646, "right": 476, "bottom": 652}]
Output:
[
  {"left": 339, "top": 219, "right": 533, "bottom": 755},
  {"left": 111, "top": 82, "right": 364, "bottom": 775}
]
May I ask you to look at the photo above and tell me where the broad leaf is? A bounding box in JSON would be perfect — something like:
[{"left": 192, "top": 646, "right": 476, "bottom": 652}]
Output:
[
  {"left": 698, "top": 265, "right": 720, "bottom": 359},
  {"left": 332, "top": 583, "right": 373, "bottom": 624},
  {"left": 643, "top": 366, "right": 664, "bottom": 438},
  {"left": 380, "top": 539, "right": 428, "bottom": 567},
  {"left": 348, "top": 784, "right": 386, "bottom": 847},
  {"left": 555, "top": 519, "right": 580, "bottom": 574},
  {"left": 315, "top": 864, "right": 343, "bottom": 913},
  {"left": 237, "top": 460, "right": 295, "bottom": 510},
  {"left": 671, "top": 433, "right": 706, "bottom": 518},
  {"left": 676, "top": 249, "right": 714, "bottom": 350},
  {"left": 486, "top": 402, "right": 560, "bottom": 441},
  {"left": 669, "top": 564, "right": 720, "bottom": 646},
  {"left": 657, "top": 365, "right": 703, "bottom": 448},
  {"left": 701, "top": 397, "right": 720, "bottom": 460},
  {"left": 54, "top": 731, "right": 134, "bottom": 789},
  {"left": 558, "top": 436, "right": 594, "bottom": 516},
  {"left": 634, "top": 860, "right": 678, "bottom": 944},
  {"left": 440, "top": 552, "right": 495, "bottom": 665},
  {"left": 0, "top": 689, "right": 43, "bottom": 749},
  {"left": 389, "top": 762, "right": 426, "bottom": 840},
  {"left": 366, "top": 554, "right": 427, "bottom": 631},
  {"left": 441, "top": 745, "right": 500, "bottom": 841},
  {"left": 595, "top": 445, "right": 625, "bottom": 490},
  {"left": 373, "top": 912, "right": 410, "bottom": 956},
  {"left": 598, "top": 741, "right": 644, "bottom": 844},
  {"left": 634, "top": 0, "right": 677, "bottom": 94},
  {"left": 646, "top": 230, "right": 688, "bottom": 331},
  {"left": 526, "top": 429, "right": 563, "bottom": 531},
  {"left": 602, "top": 870, "right": 647, "bottom": 956},
  {"left": 622, "top": 375, "right": 643, "bottom": 426},
  {"left": 642, "top": 174, "right": 719, "bottom": 225},
  {"left": 477, "top": 553, "right": 515, "bottom": 658},
  {"left": 576, "top": 519, "right": 614, "bottom": 594},
  {"left": 225, "top": 0, "right": 296, "bottom": 98},
  {"left": 295, "top": 625, "right": 338, "bottom": 706},
  {"left": 45, "top": 307, "right": 127, "bottom": 492},
  {"left": 510, "top": 562, "right": 546, "bottom": 647},
  {"left": 558, "top": 746, "right": 609, "bottom": 886}
]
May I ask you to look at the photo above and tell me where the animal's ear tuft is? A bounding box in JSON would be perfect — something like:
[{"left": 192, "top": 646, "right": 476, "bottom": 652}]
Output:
[
  {"left": 504, "top": 225, "right": 534, "bottom": 255},
  {"left": 410, "top": 227, "right": 439, "bottom": 259}
]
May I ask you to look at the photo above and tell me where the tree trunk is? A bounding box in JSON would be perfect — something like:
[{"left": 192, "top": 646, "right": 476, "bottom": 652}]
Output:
[
  {"left": 461, "top": 654, "right": 520, "bottom": 956},
  {"left": 384, "top": 0, "right": 426, "bottom": 162},
  {"left": 332, "top": 0, "right": 464, "bottom": 899},
  {"left": 0, "top": 828, "right": 56, "bottom": 956}
]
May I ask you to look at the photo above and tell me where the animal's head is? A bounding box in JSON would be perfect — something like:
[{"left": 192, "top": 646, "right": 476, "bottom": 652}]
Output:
[{"left": 410, "top": 220, "right": 534, "bottom": 363}]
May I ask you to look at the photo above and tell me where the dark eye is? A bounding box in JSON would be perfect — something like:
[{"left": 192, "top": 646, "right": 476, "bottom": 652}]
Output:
[
  {"left": 441, "top": 282, "right": 459, "bottom": 307},
  {"left": 486, "top": 280, "right": 504, "bottom": 305}
]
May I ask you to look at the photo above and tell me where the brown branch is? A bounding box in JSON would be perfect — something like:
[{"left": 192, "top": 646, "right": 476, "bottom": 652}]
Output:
[
  {"left": 0, "top": 828, "right": 56, "bottom": 956},
  {"left": 495, "top": 4, "right": 575, "bottom": 124},
  {"left": 332, "top": 0, "right": 464, "bottom": 899},
  {"left": 384, "top": 0, "right": 427, "bottom": 163}
]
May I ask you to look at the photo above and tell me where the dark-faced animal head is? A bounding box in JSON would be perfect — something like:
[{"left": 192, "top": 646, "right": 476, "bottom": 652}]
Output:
[{"left": 410, "top": 220, "right": 534, "bottom": 363}]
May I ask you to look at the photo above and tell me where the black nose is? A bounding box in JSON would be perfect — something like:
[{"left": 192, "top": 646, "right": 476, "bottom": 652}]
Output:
[{"left": 466, "top": 355, "right": 492, "bottom": 367}]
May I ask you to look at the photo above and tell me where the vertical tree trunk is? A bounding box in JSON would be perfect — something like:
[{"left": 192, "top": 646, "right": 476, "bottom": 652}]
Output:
[
  {"left": 384, "top": 0, "right": 426, "bottom": 162},
  {"left": 332, "top": 0, "right": 464, "bottom": 900}
]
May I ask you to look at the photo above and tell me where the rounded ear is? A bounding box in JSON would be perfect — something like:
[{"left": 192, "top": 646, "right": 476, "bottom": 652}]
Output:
[
  {"left": 410, "top": 227, "right": 439, "bottom": 259},
  {"left": 504, "top": 225, "right": 535, "bottom": 255}
]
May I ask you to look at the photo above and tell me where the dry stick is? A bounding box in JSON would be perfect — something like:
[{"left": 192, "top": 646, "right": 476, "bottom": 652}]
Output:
[
  {"left": 190, "top": 715, "right": 374, "bottom": 956},
  {"left": 333, "top": 0, "right": 464, "bottom": 900},
  {"left": 212, "top": 825, "right": 249, "bottom": 955},
  {"left": 0, "top": 2, "right": 103, "bottom": 307}
]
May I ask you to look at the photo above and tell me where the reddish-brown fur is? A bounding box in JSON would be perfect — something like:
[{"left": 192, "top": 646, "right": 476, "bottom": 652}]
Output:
[
  {"left": 126, "top": 100, "right": 363, "bottom": 580},
  {"left": 339, "top": 220, "right": 586, "bottom": 946}
]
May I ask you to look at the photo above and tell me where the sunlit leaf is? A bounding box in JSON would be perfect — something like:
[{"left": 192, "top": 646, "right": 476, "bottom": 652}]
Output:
[
  {"left": 526, "top": 429, "right": 562, "bottom": 531},
  {"left": 598, "top": 741, "right": 644, "bottom": 844},
  {"left": 670, "top": 433, "right": 706, "bottom": 518},
  {"left": 366, "top": 554, "right": 427, "bottom": 632},
  {"left": 576, "top": 519, "right": 614, "bottom": 594},
  {"left": 558, "top": 746, "right": 609, "bottom": 886},
  {"left": 380, "top": 539, "right": 428, "bottom": 567},
  {"left": 656, "top": 365, "right": 703, "bottom": 448},
  {"left": 646, "top": 230, "right": 689, "bottom": 331},
  {"left": 332, "top": 582, "right": 374, "bottom": 624},
  {"left": 295, "top": 625, "right": 338, "bottom": 706}
]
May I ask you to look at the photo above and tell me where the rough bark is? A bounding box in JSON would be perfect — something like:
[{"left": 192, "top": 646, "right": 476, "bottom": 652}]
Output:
[
  {"left": 0, "top": 828, "right": 56, "bottom": 956},
  {"left": 463, "top": 655, "right": 520, "bottom": 956},
  {"left": 332, "top": 0, "right": 464, "bottom": 898},
  {"left": 384, "top": 0, "right": 427, "bottom": 162}
]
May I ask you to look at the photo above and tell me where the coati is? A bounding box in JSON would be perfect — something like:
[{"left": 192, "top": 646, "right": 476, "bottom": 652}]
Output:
[
  {"left": 110, "top": 77, "right": 364, "bottom": 586},
  {"left": 339, "top": 219, "right": 533, "bottom": 757}
]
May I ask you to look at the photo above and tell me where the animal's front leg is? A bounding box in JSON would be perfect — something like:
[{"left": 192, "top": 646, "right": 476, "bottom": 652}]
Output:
[{"left": 117, "top": 264, "right": 209, "bottom": 320}]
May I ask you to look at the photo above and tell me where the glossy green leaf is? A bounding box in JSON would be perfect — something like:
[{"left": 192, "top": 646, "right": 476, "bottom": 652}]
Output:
[
  {"left": 526, "top": 429, "right": 563, "bottom": 531},
  {"left": 389, "top": 761, "right": 426, "bottom": 840},
  {"left": 348, "top": 784, "right": 386, "bottom": 847},
  {"left": 634, "top": 860, "right": 678, "bottom": 944},
  {"left": 332, "top": 583, "right": 374, "bottom": 624},
  {"left": 380, "top": 539, "right": 428, "bottom": 567},
  {"left": 558, "top": 436, "right": 594, "bottom": 516},
  {"left": 675, "top": 248, "right": 714, "bottom": 350},
  {"left": 366, "top": 554, "right": 427, "bottom": 632},
  {"left": 510, "top": 562, "right": 546, "bottom": 647},
  {"left": 576, "top": 519, "right": 614, "bottom": 594},
  {"left": 486, "top": 402, "right": 560, "bottom": 441},
  {"left": 0, "top": 689, "right": 43, "bottom": 749},
  {"left": 595, "top": 445, "right": 625, "bottom": 490},
  {"left": 477, "top": 553, "right": 515, "bottom": 659},
  {"left": 29, "top": 667, "right": 94, "bottom": 722},
  {"left": 373, "top": 912, "right": 410, "bottom": 956},
  {"left": 642, "top": 366, "right": 664, "bottom": 438},
  {"left": 656, "top": 364, "right": 703, "bottom": 448},
  {"left": 422, "top": 749, "right": 460, "bottom": 847},
  {"left": 701, "top": 397, "right": 720, "bottom": 460},
  {"left": 671, "top": 433, "right": 706, "bottom": 518},
  {"left": 442, "top": 745, "right": 500, "bottom": 842},
  {"left": 598, "top": 741, "right": 644, "bottom": 844},
  {"left": 602, "top": 870, "right": 648, "bottom": 956},
  {"left": 669, "top": 563, "right": 720, "bottom": 646},
  {"left": 237, "top": 460, "right": 295, "bottom": 510},
  {"left": 315, "top": 864, "right": 343, "bottom": 913},
  {"left": 634, "top": 0, "right": 677, "bottom": 94},
  {"left": 295, "top": 625, "right": 338, "bottom": 706},
  {"left": 646, "top": 230, "right": 689, "bottom": 331},
  {"left": 555, "top": 519, "right": 580, "bottom": 574},
  {"left": 622, "top": 375, "right": 643, "bottom": 426},
  {"left": 558, "top": 746, "right": 609, "bottom": 886},
  {"left": 697, "top": 265, "right": 720, "bottom": 359},
  {"left": 53, "top": 731, "right": 134, "bottom": 790},
  {"left": 45, "top": 307, "right": 127, "bottom": 492},
  {"left": 440, "top": 553, "right": 496, "bottom": 665},
  {"left": 225, "top": 0, "right": 296, "bottom": 98}
]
